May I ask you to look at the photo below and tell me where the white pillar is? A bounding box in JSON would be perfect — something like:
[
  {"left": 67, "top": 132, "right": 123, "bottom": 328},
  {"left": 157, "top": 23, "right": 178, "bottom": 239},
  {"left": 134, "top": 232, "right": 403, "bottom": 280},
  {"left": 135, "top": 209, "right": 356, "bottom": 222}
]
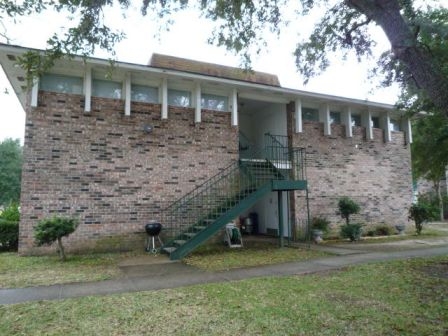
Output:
[
  {"left": 402, "top": 117, "right": 413, "bottom": 144},
  {"left": 231, "top": 89, "right": 238, "bottom": 126},
  {"left": 380, "top": 112, "right": 391, "bottom": 142},
  {"left": 195, "top": 82, "right": 201, "bottom": 123},
  {"left": 84, "top": 66, "right": 92, "bottom": 113},
  {"left": 161, "top": 78, "right": 168, "bottom": 120},
  {"left": 361, "top": 110, "right": 373, "bottom": 140},
  {"left": 30, "top": 77, "right": 39, "bottom": 107},
  {"left": 342, "top": 106, "right": 352, "bottom": 138},
  {"left": 124, "top": 73, "right": 131, "bottom": 116},
  {"left": 295, "top": 98, "right": 302, "bottom": 133},
  {"left": 319, "top": 103, "right": 331, "bottom": 136}
]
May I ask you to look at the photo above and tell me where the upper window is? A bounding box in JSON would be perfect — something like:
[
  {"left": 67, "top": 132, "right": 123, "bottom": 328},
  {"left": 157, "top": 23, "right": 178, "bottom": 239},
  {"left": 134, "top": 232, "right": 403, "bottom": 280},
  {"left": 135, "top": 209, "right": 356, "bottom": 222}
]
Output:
[
  {"left": 168, "top": 89, "right": 191, "bottom": 107},
  {"left": 351, "top": 115, "right": 361, "bottom": 127},
  {"left": 92, "top": 79, "right": 122, "bottom": 99},
  {"left": 390, "top": 119, "right": 400, "bottom": 131},
  {"left": 201, "top": 93, "right": 228, "bottom": 111},
  {"left": 302, "top": 107, "right": 319, "bottom": 121},
  {"left": 330, "top": 111, "right": 341, "bottom": 124},
  {"left": 40, "top": 74, "right": 83, "bottom": 94},
  {"left": 131, "top": 84, "right": 158, "bottom": 103}
]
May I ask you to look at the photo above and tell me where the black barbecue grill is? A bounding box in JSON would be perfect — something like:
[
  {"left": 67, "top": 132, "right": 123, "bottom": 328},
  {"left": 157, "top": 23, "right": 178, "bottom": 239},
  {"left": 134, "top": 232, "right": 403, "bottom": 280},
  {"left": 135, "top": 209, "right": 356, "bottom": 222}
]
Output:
[{"left": 145, "top": 222, "right": 163, "bottom": 253}]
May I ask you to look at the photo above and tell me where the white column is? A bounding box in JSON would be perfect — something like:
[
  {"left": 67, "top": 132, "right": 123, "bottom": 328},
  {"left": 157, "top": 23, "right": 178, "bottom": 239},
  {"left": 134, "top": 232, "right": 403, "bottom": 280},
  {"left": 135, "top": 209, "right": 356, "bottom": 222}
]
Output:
[
  {"left": 195, "top": 82, "right": 201, "bottom": 123},
  {"left": 231, "top": 88, "right": 238, "bottom": 126},
  {"left": 30, "top": 77, "right": 39, "bottom": 107},
  {"left": 161, "top": 78, "right": 168, "bottom": 120},
  {"left": 84, "top": 66, "right": 92, "bottom": 113},
  {"left": 402, "top": 117, "right": 413, "bottom": 144},
  {"left": 342, "top": 106, "right": 352, "bottom": 138},
  {"left": 319, "top": 103, "right": 331, "bottom": 136},
  {"left": 295, "top": 98, "right": 302, "bottom": 133},
  {"left": 361, "top": 110, "right": 373, "bottom": 140},
  {"left": 124, "top": 73, "right": 131, "bottom": 116},
  {"left": 380, "top": 112, "right": 391, "bottom": 142}
]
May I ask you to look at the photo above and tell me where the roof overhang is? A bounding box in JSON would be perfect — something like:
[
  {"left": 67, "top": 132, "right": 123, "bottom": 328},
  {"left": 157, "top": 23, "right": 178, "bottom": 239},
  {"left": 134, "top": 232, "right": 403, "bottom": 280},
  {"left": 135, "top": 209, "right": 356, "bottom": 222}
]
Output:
[{"left": 0, "top": 43, "right": 399, "bottom": 115}]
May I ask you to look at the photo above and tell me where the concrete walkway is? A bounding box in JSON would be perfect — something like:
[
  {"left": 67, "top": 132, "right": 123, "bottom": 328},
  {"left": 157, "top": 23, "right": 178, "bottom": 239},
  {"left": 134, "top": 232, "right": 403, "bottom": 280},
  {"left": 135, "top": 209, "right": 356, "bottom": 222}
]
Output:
[{"left": 1, "top": 242, "right": 447, "bottom": 305}]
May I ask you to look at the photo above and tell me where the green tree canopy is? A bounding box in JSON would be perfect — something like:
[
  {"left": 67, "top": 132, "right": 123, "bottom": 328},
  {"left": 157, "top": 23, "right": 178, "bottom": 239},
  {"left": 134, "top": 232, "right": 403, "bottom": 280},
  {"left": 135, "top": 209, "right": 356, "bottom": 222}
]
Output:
[
  {"left": 0, "top": 138, "right": 22, "bottom": 206},
  {"left": 1, "top": 1, "right": 447, "bottom": 117}
]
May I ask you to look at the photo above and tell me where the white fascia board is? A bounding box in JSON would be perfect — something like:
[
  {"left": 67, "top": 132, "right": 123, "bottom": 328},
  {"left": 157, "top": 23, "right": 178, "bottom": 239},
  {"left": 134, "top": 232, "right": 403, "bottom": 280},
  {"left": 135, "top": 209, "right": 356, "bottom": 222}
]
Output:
[
  {"left": 342, "top": 106, "right": 352, "bottom": 138},
  {"left": 319, "top": 104, "right": 331, "bottom": 136},
  {"left": 195, "top": 82, "right": 201, "bottom": 123},
  {"left": 0, "top": 43, "right": 398, "bottom": 113},
  {"left": 295, "top": 98, "right": 302, "bottom": 133}
]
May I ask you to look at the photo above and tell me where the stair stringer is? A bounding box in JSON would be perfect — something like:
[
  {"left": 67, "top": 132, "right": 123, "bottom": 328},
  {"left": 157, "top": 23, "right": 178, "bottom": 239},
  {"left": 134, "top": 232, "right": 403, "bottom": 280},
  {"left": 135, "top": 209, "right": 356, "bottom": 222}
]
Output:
[{"left": 168, "top": 182, "right": 272, "bottom": 260}]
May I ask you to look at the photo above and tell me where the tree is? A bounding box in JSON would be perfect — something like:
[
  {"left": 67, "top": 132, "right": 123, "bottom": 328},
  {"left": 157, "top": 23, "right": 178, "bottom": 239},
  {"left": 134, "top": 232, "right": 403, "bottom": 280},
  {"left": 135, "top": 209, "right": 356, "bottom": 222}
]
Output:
[
  {"left": 1, "top": 1, "right": 447, "bottom": 118},
  {"left": 34, "top": 217, "right": 79, "bottom": 261},
  {"left": 411, "top": 113, "right": 448, "bottom": 221},
  {"left": 338, "top": 196, "right": 360, "bottom": 225},
  {"left": 0, "top": 138, "right": 22, "bottom": 206}
]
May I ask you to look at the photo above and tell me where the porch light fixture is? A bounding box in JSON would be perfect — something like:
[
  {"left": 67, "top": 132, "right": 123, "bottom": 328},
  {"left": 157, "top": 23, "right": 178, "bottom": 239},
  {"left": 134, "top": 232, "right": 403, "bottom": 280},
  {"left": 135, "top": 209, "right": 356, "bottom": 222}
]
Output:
[{"left": 143, "top": 124, "right": 153, "bottom": 134}]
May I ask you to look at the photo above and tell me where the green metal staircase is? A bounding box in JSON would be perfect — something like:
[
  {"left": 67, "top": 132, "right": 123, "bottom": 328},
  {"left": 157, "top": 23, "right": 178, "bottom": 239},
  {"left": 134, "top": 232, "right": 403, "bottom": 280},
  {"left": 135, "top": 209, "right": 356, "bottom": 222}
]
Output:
[{"left": 160, "top": 133, "right": 306, "bottom": 260}]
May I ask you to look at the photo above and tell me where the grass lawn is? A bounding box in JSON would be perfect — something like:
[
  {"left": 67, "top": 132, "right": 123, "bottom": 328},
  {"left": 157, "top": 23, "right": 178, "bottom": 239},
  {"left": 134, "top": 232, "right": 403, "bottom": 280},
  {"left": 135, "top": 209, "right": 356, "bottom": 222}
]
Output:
[
  {"left": 0, "top": 252, "right": 125, "bottom": 288},
  {"left": 0, "top": 256, "right": 446, "bottom": 335},
  {"left": 0, "top": 241, "right": 329, "bottom": 288}
]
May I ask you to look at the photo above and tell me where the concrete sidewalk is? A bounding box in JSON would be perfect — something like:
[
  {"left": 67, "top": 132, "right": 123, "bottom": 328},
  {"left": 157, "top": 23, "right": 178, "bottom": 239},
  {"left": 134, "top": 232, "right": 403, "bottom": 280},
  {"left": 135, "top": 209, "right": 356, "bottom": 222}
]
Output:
[{"left": 1, "top": 244, "right": 447, "bottom": 305}]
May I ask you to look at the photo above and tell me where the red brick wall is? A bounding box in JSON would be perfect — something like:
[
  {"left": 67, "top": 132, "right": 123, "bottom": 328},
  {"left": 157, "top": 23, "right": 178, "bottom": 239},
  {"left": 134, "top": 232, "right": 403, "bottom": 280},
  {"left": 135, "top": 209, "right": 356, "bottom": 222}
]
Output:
[
  {"left": 288, "top": 109, "right": 413, "bottom": 233},
  {"left": 19, "top": 91, "right": 238, "bottom": 254}
]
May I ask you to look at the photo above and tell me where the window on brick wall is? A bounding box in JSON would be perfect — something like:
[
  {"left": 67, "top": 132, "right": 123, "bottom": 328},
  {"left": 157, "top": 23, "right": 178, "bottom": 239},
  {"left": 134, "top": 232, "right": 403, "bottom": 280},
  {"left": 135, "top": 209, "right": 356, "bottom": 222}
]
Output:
[
  {"left": 302, "top": 107, "right": 319, "bottom": 121},
  {"left": 390, "top": 119, "right": 401, "bottom": 131},
  {"left": 168, "top": 89, "right": 191, "bottom": 107},
  {"left": 201, "top": 93, "right": 228, "bottom": 111},
  {"left": 131, "top": 84, "right": 158, "bottom": 103},
  {"left": 92, "top": 79, "right": 122, "bottom": 99},
  {"left": 371, "top": 116, "right": 380, "bottom": 128},
  {"left": 40, "top": 74, "right": 83, "bottom": 94},
  {"left": 351, "top": 114, "right": 361, "bottom": 127},
  {"left": 330, "top": 111, "right": 341, "bottom": 124}
]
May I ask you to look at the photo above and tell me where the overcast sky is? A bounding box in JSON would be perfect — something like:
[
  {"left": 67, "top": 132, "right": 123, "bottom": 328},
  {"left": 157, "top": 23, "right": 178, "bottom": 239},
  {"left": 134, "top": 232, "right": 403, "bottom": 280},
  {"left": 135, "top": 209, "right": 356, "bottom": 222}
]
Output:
[{"left": 0, "top": 4, "right": 401, "bottom": 144}]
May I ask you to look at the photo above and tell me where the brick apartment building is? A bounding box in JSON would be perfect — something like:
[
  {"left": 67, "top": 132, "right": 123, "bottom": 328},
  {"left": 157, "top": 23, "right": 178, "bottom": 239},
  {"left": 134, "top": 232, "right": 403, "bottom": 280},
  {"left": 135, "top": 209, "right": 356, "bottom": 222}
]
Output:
[{"left": 0, "top": 44, "right": 413, "bottom": 258}]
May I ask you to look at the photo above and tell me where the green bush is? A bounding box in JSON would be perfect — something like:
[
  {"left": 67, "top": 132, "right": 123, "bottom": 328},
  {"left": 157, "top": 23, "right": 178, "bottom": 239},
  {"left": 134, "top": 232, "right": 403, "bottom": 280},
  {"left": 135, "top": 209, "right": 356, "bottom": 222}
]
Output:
[
  {"left": 338, "top": 197, "right": 360, "bottom": 225},
  {"left": 408, "top": 202, "right": 438, "bottom": 235},
  {"left": 0, "top": 203, "right": 20, "bottom": 251},
  {"left": 34, "top": 216, "right": 79, "bottom": 261},
  {"left": 374, "top": 224, "right": 393, "bottom": 236},
  {"left": 340, "top": 223, "right": 363, "bottom": 241},
  {"left": 311, "top": 216, "right": 330, "bottom": 233}
]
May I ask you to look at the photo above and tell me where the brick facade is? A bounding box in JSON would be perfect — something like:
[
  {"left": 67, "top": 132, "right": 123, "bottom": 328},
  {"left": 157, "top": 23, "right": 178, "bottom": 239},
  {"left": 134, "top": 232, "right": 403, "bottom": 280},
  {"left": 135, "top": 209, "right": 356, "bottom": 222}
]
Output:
[
  {"left": 288, "top": 110, "right": 413, "bottom": 232},
  {"left": 19, "top": 91, "right": 238, "bottom": 254}
]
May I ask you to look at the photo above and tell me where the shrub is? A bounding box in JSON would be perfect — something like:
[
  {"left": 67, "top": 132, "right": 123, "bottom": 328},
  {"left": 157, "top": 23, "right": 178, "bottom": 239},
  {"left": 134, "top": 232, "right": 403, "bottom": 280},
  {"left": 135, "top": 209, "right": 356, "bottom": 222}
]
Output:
[
  {"left": 338, "top": 197, "right": 360, "bottom": 225},
  {"left": 311, "top": 216, "right": 330, "bottom": 233},
  {"left": 408, "top": 202, "right": 438, "bottom": 235},
  {"left": 0, "top": 203, "right": 20, "bottom": 251},
  {"left": 340, "top": 223, "right": 363, "bottom": 241},
  {"left": 34, "top": 216, "right": 79, "bottom": 261},
  {"left": 374, "top": 224, "right": 393, "bottom": 236}
]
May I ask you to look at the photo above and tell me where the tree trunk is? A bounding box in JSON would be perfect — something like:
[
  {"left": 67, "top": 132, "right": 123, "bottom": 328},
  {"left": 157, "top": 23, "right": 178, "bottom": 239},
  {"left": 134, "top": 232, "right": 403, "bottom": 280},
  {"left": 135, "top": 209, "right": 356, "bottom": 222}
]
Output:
[
  {"left": 57, "top": 237, "right": 66, "bottom": 262},
  {"left": 436, "top": 182, "right": 444, "bottom": 222},
  {"left": 345, "top": 0, "right": 448, "bottom": 118}
]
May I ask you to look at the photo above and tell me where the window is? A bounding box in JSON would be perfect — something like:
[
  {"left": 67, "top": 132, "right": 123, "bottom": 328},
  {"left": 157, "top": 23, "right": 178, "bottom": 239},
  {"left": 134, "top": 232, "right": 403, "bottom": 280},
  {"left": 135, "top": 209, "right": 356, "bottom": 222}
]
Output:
[
  {"left": 371, "top": 116, "right": 380, "bottom": 128},
  {"left": 92, "top": 79, "right": 122, "bottom": 99},
  {"left": 40, "top": 74, "right": 83, "bottom": 94},
  {"left": 351, "top": 114, "right": 361, "bottom": 127},
  {"left": 201, "top": 93, "right": 228, "bottom": 111},
  {"left": 168, "top": 89, "right": 191, "bottom": 107},
  {"left": 390, "top": 119, "right": 400, "bottom": 131},
  {"left": 302, "top": 107, "right": 319, "bottom": 121},
  {"left": 131, "top": 84, "right": 158, "bottom": 103},
  {"left": 330, "top": 111, "right": 341, "bottom": 124}
]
